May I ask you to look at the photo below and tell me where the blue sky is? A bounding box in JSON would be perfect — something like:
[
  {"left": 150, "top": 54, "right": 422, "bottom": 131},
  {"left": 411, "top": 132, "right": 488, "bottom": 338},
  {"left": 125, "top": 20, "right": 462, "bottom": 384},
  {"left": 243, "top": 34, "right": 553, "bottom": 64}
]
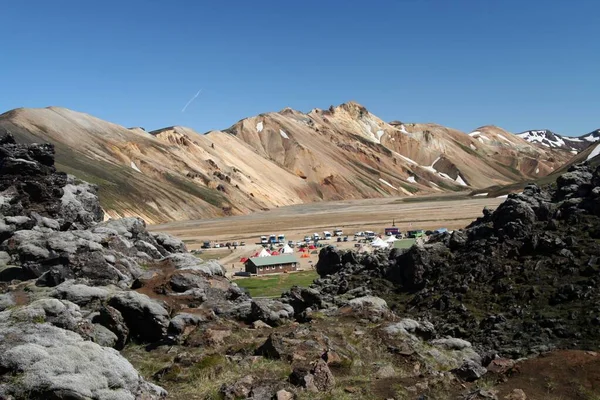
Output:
[{"left": 1, "top": 0, "right": 598, "bottom": 136}]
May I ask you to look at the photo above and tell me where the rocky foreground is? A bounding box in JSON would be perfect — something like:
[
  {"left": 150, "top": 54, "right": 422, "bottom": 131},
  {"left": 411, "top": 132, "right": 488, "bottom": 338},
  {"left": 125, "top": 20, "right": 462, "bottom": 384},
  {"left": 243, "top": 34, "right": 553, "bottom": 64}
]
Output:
[
  {"left": 307, "top": 163, "right": 600, "bottom": 358},
  {"left": 1, "top": 134, "right": 600, "bottom": 400}
]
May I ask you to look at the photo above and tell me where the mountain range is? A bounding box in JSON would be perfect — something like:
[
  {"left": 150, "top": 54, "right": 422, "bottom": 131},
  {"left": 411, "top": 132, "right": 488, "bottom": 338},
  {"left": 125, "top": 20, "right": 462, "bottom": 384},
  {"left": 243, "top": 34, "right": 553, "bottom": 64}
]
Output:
[
  {"left": 516, "top": 129, "right": 600, "bottom": 152},
  {"left": 0, "top": 102, "right": 594, "bottom": 223}
]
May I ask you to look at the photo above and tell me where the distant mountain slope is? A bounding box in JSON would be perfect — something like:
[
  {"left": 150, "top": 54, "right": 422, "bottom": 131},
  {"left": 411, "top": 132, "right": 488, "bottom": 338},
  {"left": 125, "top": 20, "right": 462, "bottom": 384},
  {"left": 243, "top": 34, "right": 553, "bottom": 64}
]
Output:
[
  {"left": 471, "top": 135, "right": 600, "bottom": 199},
  {"left": 517, "top": 129, "right": 600, "bottom": 152},
  {"left": 225, "top": 102, "right": 572, "bottom": 196},
  {"left": 0, "top": 103, "right": 576, "bottom": 223},
  {"left": 0, "top": 107, "right": 315, "bottom": 223}
]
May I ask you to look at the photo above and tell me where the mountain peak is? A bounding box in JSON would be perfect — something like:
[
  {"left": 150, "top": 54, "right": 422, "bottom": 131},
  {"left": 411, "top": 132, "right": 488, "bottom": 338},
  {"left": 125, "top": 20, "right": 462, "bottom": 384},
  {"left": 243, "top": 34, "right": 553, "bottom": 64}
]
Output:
[
  {"left": 516, "top": 128, "right": 600, "bottom": 153},
  {"left": 335, "top": 100, "right": 368, "bottom": 114},
  {"left": 278, "top": 106, "right": 303, "bottom": 116}
]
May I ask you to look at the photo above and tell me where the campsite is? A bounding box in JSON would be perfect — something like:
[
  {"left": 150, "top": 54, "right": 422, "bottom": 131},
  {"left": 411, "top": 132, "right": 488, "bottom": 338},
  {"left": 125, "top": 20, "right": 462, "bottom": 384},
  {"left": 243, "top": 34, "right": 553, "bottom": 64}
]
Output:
[
  {"left": 153, "top": 194, "right": 503, "bottom": 251},
  {"left": 159, "top": 194, "right": 505, "bottom": 297}
]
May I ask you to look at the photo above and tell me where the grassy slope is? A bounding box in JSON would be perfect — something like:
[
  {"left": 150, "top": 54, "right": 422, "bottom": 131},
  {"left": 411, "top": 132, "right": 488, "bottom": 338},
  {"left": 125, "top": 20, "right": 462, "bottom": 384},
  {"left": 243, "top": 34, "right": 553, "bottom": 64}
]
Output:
[{"left": 235, "top": 271, "right": 318, "bottom": 297}]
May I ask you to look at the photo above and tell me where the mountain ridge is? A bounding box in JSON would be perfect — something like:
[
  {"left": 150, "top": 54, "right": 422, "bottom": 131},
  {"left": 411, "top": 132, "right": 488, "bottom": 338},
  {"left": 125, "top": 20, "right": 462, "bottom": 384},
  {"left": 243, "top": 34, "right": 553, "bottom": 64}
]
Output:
[
  {"left": 516, "top": 128, "right": 600, "bottom": 152},
  {"left": 0, "top": 102, "right": 578, "bottom": 223}
]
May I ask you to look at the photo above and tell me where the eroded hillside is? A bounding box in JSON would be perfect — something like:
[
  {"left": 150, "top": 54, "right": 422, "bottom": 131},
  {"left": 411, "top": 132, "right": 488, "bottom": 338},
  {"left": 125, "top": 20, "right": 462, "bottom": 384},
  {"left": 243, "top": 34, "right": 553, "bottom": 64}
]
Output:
[{"left": 0, "top": 102, "right": 576, "bottom": 223}]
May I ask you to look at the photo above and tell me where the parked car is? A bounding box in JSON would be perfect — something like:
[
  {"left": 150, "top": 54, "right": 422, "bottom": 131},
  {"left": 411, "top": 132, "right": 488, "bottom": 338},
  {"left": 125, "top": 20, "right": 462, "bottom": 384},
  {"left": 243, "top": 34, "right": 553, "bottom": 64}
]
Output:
[
  {"left": 240, "top": 241, "right": 246, "bottom": 246},
  {"left": 214, "top": 243, "right": 220, "bottom": 248},
  {"left": 407, "top": 230, "right": 425, "bottom": 238},
  {"left": 343, "top": 236, "right": 348, "bottom": 242}
]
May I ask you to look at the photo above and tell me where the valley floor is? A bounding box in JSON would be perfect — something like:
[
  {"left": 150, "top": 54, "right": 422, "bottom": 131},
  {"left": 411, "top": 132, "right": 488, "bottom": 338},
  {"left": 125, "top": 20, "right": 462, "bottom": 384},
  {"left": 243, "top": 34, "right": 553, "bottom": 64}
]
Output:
[{"left": 151, "top": 194, "right": 505, "bottom": 249}]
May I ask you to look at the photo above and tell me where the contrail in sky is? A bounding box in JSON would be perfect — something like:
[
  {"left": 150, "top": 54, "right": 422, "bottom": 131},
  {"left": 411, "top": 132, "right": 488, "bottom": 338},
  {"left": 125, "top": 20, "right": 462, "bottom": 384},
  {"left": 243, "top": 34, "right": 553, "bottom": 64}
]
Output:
[{"left": 181, "top": 89, "right": 202, "bottom": 113}]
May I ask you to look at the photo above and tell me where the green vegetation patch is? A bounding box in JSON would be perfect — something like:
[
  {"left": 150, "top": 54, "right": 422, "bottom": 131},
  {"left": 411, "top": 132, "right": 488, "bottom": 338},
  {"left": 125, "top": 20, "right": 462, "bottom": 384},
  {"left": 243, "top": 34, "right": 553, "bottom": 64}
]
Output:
[
  {"left": 235, "top": 270, "right": 318, "bottom": 297},
  {"left": 164, "top": 173, "right": 227, "bottom": 208},
  {"left": 393, "top": 239, "right": 416, "bottom": 249},
  {"left": 454, "top": 140, "right": 480, "bottom": 157}
]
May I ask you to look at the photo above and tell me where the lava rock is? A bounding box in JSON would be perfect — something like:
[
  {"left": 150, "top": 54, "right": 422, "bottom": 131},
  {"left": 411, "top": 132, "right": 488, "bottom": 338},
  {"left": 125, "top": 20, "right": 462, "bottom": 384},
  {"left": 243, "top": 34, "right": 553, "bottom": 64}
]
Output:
[{"left": 108, "top": 291, "right": 170, "bottom": 342}]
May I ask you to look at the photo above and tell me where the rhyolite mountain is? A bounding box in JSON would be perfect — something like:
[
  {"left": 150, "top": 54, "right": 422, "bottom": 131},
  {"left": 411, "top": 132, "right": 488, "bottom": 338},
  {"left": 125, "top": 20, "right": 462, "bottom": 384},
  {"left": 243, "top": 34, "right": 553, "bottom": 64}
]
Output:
[{"left": 0, "top": 102, "right": 578, "bottom": 223}]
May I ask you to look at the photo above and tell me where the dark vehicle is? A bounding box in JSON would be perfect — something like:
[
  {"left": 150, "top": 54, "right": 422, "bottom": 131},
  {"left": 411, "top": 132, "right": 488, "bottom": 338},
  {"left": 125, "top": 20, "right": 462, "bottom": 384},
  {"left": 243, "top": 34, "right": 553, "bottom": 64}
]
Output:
[
  {"left": 201, "top": 241, "right": 211, "bottom": 249},
  {"left": 425, "top": 230, "right": 433, "bottom": 235},
  {"left": 337, "top": 237, "right": 342, "bottom": 242},
  {"left": 343, "top": 236, "right": 348, "bottom": 242}
]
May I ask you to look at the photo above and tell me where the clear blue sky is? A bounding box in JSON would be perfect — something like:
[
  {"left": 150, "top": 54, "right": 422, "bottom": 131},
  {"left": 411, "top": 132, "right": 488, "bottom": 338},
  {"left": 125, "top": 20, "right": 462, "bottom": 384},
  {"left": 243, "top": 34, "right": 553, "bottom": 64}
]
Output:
[{"left": 1, "top": 0, "right": 598, "bottom": 136}]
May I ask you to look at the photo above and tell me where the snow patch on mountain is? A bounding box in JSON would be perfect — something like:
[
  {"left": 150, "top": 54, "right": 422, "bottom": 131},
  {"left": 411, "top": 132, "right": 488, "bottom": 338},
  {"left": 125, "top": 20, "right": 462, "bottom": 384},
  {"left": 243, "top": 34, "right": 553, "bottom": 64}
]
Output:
[
  {"left": 398, "top": 154, "right": 417, "bottom": 165},
  {"left": 455, "top": 174, "right": 467, "bottom": 186},
  {"left": 496, "top": 134, "right": 511, "bottom": 143},
  {"left": 379, "top": 178, "right": 397, "bottom": 190},
  {"left": 279, "top": 129, "right": 289, "bottom": 139},
  {"left": 517, "top": 130, "right": 561, "bottom": 147},
  {"left": 586, "top": 144, "right": 600, "bottom": 161},
  {"left": 468, "top": 131, "right": 481, "bottom": 137},
  {"left": 130, "top": 161, "right": 141, "bottom": 173},
  {"left": 256, "top": 122, "right": 264, "bottom": 133},
  {"left": 407, "top": 176, "right": 416, "bottom": 183}
]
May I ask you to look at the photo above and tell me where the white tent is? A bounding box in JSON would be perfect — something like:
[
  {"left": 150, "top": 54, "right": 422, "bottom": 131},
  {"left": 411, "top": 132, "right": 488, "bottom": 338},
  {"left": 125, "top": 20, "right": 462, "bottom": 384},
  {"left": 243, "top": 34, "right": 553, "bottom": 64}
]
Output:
[
  {"left": 371, "top": 237, "right": 389, "bottom": 248},
  {"left": 385, "top": 235, "right": 398, "bottom": 243},
  {"left": 257, "top": 248, "right": 271, "bottom": 257},
  {"left": 281, "top": 244, "right": 294, "bottom": 254}
]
